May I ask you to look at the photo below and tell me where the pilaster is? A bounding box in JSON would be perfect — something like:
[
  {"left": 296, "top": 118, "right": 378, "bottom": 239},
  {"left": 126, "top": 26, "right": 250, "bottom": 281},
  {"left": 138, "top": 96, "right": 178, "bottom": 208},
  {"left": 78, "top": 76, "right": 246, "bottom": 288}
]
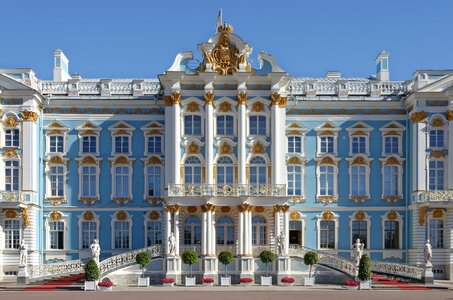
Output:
[
  {"left": 411, "top": 111, "right": 428, "bottom": 199},
  {"left": 205, "top": 92, "right": 214, "bottom": 185},
  {"left": 447, "top": 111, "right": 453, "bottom": 189},
  {"left": 270, "top": 93, "right": 287, "bottom": 185},
  {"left": 237, "top": 92, "right": 247, "bottom": 184}
]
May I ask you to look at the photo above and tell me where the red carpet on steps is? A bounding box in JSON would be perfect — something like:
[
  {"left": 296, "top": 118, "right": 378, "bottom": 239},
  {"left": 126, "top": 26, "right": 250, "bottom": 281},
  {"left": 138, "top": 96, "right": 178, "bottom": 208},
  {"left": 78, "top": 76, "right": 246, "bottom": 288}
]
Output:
[
  {"left": 372, "top": 274, "right": 431, "bottom": 290},
  {"left": 24, "top": 273, "right": 84, "bottom": 291}
]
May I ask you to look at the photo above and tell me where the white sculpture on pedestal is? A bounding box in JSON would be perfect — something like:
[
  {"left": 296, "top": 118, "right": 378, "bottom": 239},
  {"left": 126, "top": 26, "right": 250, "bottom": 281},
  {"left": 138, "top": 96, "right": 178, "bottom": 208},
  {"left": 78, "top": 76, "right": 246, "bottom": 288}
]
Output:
[
  {"left": 352, "top": 238, "right": 364, "bottom": 266},
  {"left": 19, "top": 239, "right": 28, "bottom": 266},
  {"left": 90, "top": 239, "right": 101, "bottom": 265},
  {"left": 168, "top": 232, "right": 176, "bottom": 255},
  {"left": 277, "top": 231, "right": 286, "bottom": 256},
  {"left": 424, "top": 239, "right": 432, "bottom": 266}
]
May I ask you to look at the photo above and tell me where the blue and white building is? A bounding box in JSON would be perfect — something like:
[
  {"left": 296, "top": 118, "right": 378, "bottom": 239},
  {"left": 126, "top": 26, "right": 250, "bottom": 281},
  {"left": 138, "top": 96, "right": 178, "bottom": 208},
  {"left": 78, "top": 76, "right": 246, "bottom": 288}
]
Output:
[{"left": 0, "top": 23, "right": 452, "bottom": 282}]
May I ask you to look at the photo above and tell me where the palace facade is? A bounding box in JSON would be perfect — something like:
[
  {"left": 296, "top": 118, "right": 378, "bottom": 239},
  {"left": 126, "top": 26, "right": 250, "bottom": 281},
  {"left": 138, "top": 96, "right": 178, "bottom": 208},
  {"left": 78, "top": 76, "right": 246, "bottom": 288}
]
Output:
[{"left": 0, "top": 23, "right": 452, "bottom": 282}]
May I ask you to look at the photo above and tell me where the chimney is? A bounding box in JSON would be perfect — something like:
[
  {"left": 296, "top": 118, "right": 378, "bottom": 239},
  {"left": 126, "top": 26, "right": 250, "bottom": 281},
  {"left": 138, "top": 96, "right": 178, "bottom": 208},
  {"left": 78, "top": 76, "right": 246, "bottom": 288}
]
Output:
[
  {"left": 53, "top": 49, "right": 71, "bottom": 81},
  {"left": 375, "top": 51, "right": 389, "bottom": 81}
]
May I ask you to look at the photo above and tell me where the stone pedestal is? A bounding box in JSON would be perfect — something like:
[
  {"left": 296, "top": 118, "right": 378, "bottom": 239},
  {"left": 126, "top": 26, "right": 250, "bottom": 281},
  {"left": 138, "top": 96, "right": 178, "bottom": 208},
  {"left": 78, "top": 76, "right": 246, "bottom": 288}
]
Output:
[
  {"left": 17, "top": 265, "right": 29, "bottom": 285},
  {"left": 203, "top": 256, "right": 218, "bottom": 283},
  {"left": 239, "top": 256, "right": 254, "bottom": 278},
  {"left": 422, "top": 263, "right": 434, "bottom": 284},
  {"left": 166, "top": 256, "right": 182, "bottom": 284},
  {"left": 277, "top": 256, "right": 291, "bottom": 283}
]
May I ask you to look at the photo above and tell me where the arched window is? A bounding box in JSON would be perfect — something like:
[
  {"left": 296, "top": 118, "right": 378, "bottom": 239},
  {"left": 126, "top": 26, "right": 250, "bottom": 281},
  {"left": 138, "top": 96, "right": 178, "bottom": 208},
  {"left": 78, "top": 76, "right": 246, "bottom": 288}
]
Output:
[
  {"left": 249, "top": 156, "right": 267, "bottom": 185},
  {"left": 252, "top": 215, "right": 267, "bottom": 245},
  {"left": 217, "top": 156, "right": 234, "bottom": 185},
  {"left": 184, "top": 156, "right": 202, "bottom": 184},
  {"left": 216, "top": 216, "right": 234, "bottom": 245},
  {"left": 184, "top": 215, "right": 201, "bottom": 245}
]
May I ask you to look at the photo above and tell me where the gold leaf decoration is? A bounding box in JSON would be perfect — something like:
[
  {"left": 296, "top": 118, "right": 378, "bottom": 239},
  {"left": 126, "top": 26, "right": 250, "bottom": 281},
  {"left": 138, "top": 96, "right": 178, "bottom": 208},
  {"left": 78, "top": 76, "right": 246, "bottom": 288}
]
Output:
[
  {"left": 387, "top": 210, "right": 398, "bottom": 221},
  {"left": 431, "top": 117, "right": 445, "bottom": 127},
  {"left": 5, "top": 209, "right": 17, "bottom": 219},
  {"left": 320, "top": 156, "right": 335, "bottom": 165},
  {"left": 251, "top": 102, "right": 264, "bottom": 112},
  {"left": 147, "top": 156, "right": 162, "bottom": 165},
  {"left": 433, "top": 208, "right": 443, "bottom": 218},
  {"left": 219, "top": 143, "right": 231, "bottom": 154},
  {"left": 237, "top": 92, "right": 247, "bottom": 105},
  {"left": 288, "top": 156, "right": 303, "bottom": 165},
  {"left": 83, "top": 211, "right": 94, "bottom": 221},
  {"left": 21, "top": 110, "right": 39, "bottom": 122},
  {"left": 4, "top": 116, "right": 18, "bottom": 127},
  {"left": 114, "top": 156, "right": 129, "bottom": 165},
  {"left": 384, "top": 157, "right": 401, "bottom": 166},
  {"left": 50, "top": 211, "right": 62, "bottom": 221},
  {"left": 218, "top": 102, "right": 232, "bottom": 112},
  {"left": 3, "top": 148, "right": 19, "bottom": 158},
  {"left": 290, "top": 211, "right": 300, "bottom": 220},
  {"left": 446, "top": 110, "right": 453, "bottom": 121},
  {"left": 81, "top": 156, "right": 97, "bottom": 165},
  {"left": 254, "top": 206, "right": 265, "bottom": 213},
  {"left": 220, "top": 206, "right": 231, "bottom": 213},
  {"left": 48, "top": 156, "right": 64, "bottom": 165},
  {"left": 187, "top": 142, "right": 199, "bottom": 154},
  {"left": 355, "top": 211, "right": 365, "bottom": 221},
  {"left": 117, "top": 211, "right": 127, "bottom": 221},
  {"left": 252, "top": 142, "right": 265, "bottom": 154},
  {"left": 410, "top": 111, "right": 428, "bottom": 123},
  {"left": 322, "top": 211, "right": 333, "bottom": 220},
  {"left": 186, "top": 102, "right": 199, "bottom": 112},
  {"left": 204, "top": 92, "right": 214, "bottom": 105},
  {"left": 149, "top": 211, "right": 160, "bottom": 220}
]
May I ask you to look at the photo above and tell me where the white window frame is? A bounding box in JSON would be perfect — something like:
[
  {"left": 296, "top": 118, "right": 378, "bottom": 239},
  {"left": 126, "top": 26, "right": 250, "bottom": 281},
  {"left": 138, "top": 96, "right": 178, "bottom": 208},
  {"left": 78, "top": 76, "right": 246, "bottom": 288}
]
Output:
[
  {"left": 143, "top": 161, "right": 163, "bottom": 199},
  {"left": 3, "top": 117, "right": 21, "bottom": 148},
  {"left": 76, "top": 122, "right": 101, "bottom": 156},
  {"left": 316, "top": 212, "right": 339, "bottom": 250},
  {"left": 428, "top": 115, "right": 448, "bottom": 150},
  {"left": 315, "top": 156, "right": 340, "bottom": 202},
  {"left": 252, "top": 215, "right": 268, "bottom": 245},
  {"left": 44, "top": 121, "right": 69, "bottom": 156},
  {"left": 380, "top": 121, "right": 405, "bottom": 157},
  {"left": 347, "top": 156, "right": 372, "bottom": 201},
  {"left": 427, "top": 211, "right": 445, "bottom": 249},
  {"left": 111, "top": 212, "right": 133, "bottom": 250},
  {"left": 315, "top": 123, "right": 340, "bottom": 157},
  {"left": 381, "top": 212, "right": 403, "bottom": 250},
  {"left": 76, "top": 156, "right": 101, "bottom": 201},
  {"left": 110, "top": 161, "right": 133, "bottom": 200},
  {"left": 289, "top": 213, "right": 306, "bottom": 247},
  {"left": 45, "top": 156, "right": 68, "bottom": 201},
  {"left": 287, "top": 163, "right": 305, "bottom": 197},
  {"left": 380, "top": 156, "right": 404, "bottom": 200},
  {"left": 145, "top": 134, "right": 164, "bottom": 155},
  {"left": 77, "top": 212, "right": 100, "bottom": 250},
  {"left": 346, "top": 122, "right": 372, "bottom": 157},
  {"left": 45, "top": 213, "right": 68, "bottom": 250},
  {"left": 428, "top": 158, "right": 446, "bottom": 191},
  {"left": 144, "top": 212, "right": 163, "bottom": 247},
  {"left": 349, "top": 212, "right": 371, "bottom": 249},
  {"left": 287, "top": 135, "right": 304, "bottom": 154},
  {"left": 215, "top": 114, "right": 236, "bottom": 137},
  {"left": 112, "top": 134, "right": 132, "bottom": 156},
  {"left": 4, "top": 158, "right": 20, "bottom": 191},
  {"left": 3, "top": 216, "right": 22, "bottom": 249}
]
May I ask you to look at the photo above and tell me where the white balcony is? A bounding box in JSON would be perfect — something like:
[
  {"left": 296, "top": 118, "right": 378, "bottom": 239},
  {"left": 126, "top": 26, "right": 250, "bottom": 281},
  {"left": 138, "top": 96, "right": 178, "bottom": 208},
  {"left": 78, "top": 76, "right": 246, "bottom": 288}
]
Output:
[
  {"left": 419, "top": 190, "right": 453, "bottom": 203},
  {"left": 0, "top": 191, "right": 35, "bottom": 206},
  {"left": 168, "top": 184, "right": 287, "bottom": 197}
]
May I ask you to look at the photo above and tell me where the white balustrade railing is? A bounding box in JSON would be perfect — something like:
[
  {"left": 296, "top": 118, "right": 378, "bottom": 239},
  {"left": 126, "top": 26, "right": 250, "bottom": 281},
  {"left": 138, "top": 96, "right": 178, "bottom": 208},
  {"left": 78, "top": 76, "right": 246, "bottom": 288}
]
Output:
[
  {"left": 28, "top": 259, "right": 84, "bottom": 280},
  {"left": 370, "top": 261, "right": 423, "bottom": 280},
  {"left": 168, "top": 184, "right": 287, "bottom": 197},
  {"left": 419, "top": 190, "right": 453, "bottom": 202},
  {"left": 0, "top": 191, "right": 32, "bottom": 204},
  {"left": 99, "top": 245, "right": 162, "bottom": 276},
  {"left": 252, "top": 244, "right": 274, "bottom": 256},
  {"left": 216, "top": 244, "right": 237, "bottom": 255},
  {"left": 180, "top": 244, "right": 201, "bottom": 254}
]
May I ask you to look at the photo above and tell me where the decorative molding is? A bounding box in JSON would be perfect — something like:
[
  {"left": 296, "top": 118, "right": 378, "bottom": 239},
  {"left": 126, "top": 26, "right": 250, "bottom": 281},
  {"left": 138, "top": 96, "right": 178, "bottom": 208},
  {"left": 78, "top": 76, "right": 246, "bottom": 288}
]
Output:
[
  {"left": 83, "top": 211, "right": 94, "bottom": 221},
  {"left": 287, "top": 156, "right": 304, "bottom": 165},
  {"left": 387, "top": 210, "right": 398, "bottom": 221},
  {"left": 50, "top": 211, "right": 62, "bottom": 221},
  {"left": 251, "top": 142, "right": 265, "bottom": 154},
  {"left": 410, "top": 111, "right": 428, "bottom": 123},
  {"left": 146, "top": 156, "right": 162, "bottom": 165},
  {"left": 354, "top": 211, "right": 365, "bottom": 221},
  {"left": 350, "top": 156, "right": 369, "bottom": 166},
  {"left": 218, "top": 102, "right": 232, "bottom": 112},
  {"left": 319, "top": 156, "right": 335, "bottom": 165},
  {"left": 220, "top": 206, "right": 231, "bottom": 213},
  {"left": 4, "top": 116, "right": 18, "bottom": 127},
  {"left": 430, "top": 150, "right": 444, "bottom": 158},
  {"left": 431, "top": 117, "right": 445, "bottom": 127},
  {"left": 251, "top": 102, "right": 265, "bottom": 112},
  {"left": 186, "top": 102, "right": 199, "bottom": 112},
  {"left": 149, "top": 211, "right": 160, "bottom": 220},
  {"left": 3, "top": 148, "right": 19, "bottom": 158},
  {"left": 187, "top": 142, "right": 200, "bottom": 154},
  {"left": 5, "top": 208, "right": 17, "bottom": 218},
  {"left": 237, "top": 92, "right": 247, "bottom": 105},
  {"left": 446, "top": 110, "right": 453, "bottom": 121},
  {"left": 290, "top": 211, "right": 300, "bottom": 220},
  {"left": 112, "top": 197, "right": 132, "bottom": 206},
  {"left": 187, "top": 206, "right": 197, "bottom": 213},
  {"left": 219, "top": 143, "right": 232, "bottom": 154},
  {"left": 203, "top": 92, "right": 214, "bottom": 105},
  {"left": 79, "top": 197, "right": 98, "bottom": 205},
  {"left": 432, "top": 208, "right": 443, "bottom": 218},
  {"left": 47, "top": 197, "right": 66, "bottom": 206},
  {"left": 80, "top": 156, "right": 98, "bottom": 165},
  {"left": 237, "top": 203, "right": 253, "bottom": 212},
  {"left": 270, "top": 92, "right": 287, "bottom": 108},
  {"left": 322, "top": 211, "right": 334, "bottom": 220},
  {"left": 254, "top": 206, "right": 265, "bottom": 213},
  {"left": 20, "top": 207, "right": 30, "bottom": 227},
  {"left": 201, "top": 204, "right": 216, "bottom": 212},
  {"left": 21, "top": 110, "right": 39, "bottom": 122},
  {"left": 116, "top": 210, "right": 127, "bottom": 221}
]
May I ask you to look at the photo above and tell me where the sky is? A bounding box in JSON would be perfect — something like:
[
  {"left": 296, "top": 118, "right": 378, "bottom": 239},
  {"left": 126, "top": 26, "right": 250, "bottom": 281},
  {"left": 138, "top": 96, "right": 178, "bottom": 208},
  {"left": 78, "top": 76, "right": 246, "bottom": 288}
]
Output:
[{"left": 1, "top": 0, "right": 452, "bottom": 81}]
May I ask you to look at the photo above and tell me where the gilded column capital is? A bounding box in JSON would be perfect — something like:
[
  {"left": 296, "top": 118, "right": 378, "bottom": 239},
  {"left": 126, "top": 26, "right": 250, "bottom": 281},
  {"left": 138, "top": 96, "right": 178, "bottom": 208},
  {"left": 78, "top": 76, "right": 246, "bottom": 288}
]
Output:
[
  {"left": 270, "top": 92, "right": 287, "bottom": 108},
  {"left": 204, "top": 91, "right": 214, "bottom": 105},
  {"left": 21, "top": 110, "right": 39, "bottom": 122},
  {"left": 410, "top": 111, "right": 428, "bottom": 123},
  {"left": 164, "top": 205, "right": 173, "bottom": 213},
  {"left": 237, "top": 203, "right": 252, "bottom": 212},
  {"left": 237, "top": 91, "right": 247, "bottom": 105},
  {"left": 20, "top": 207, "right": 30, "bottom": 227},
  {"left": 163, "top": 96, "right": 173, "bottom": 106},
  {"left": 163, "top": 92, "right": 182, "bottom": 106},
  {"left": 446, "top": 110, "right": 453, "bottom": 121},
  {"left": 201, "top": 203, "right": 216, "bottom": 212}
]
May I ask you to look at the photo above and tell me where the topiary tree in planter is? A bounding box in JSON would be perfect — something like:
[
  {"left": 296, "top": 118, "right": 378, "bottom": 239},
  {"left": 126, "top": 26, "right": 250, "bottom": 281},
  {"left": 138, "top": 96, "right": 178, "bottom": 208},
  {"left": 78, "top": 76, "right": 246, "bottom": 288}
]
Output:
[
  {"left": 303, "top": 251, "right": 319, "bottom": 278},
  {"left": 218, "top": 250, "right": 234, "bottom": 277},
  {"left": 259, "top": 250, "right": 275, "bottom": 277},
  {"left": 84, "top": 258, "right": 100, "bottom": 281},
  {"left": 181, "top": 249, "right": 198, "bottom": 277},
  {"left": 136, "top": 251, "right": 152, "bottom": 278},
  {"left": 358, "top": 254, "right": 371, "bottom": 281}
]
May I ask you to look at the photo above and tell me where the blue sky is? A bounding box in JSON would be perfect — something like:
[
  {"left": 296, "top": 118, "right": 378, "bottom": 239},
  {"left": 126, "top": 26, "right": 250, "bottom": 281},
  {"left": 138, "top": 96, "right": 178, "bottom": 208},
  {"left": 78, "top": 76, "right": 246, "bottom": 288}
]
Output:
[{"left": 1, "top": 0, "right": 452, "bottom": 80}]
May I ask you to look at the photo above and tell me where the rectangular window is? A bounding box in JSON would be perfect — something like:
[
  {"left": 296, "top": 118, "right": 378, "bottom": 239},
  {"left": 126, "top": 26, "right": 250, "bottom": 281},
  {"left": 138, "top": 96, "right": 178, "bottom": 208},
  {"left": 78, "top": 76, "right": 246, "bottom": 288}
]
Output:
[
  {"left": 320, "top": 220, "right": 335, "bottom": 249},
  {"left": 384, "top": 136, "right": 399, "bottom": 154},
  {"left": 5, "top": 160, "right": 19, "bottom": 191},
  {"left": 49, "top": 136, "right": 64, "bottom": 153},
  {"left": 287, "top": 165, "right": 302, "bottom": 196},
  {"left": 351, "top": 136, "right": 366, "bottom": 154},
  {"left": 4, "top": 220, "right": 20, "bottom": 249},
  {"left": 429, "top": 160, "right": 444, "bottom": 190},
  {"left": 114, "top": 221, "right": 130, "bottom": 249},
  {"left": 429, "top": 219, "right": 444, "bottom": 249},
  {"left": 429, "top": 130, "right": 444, "bottom": 148},
  {"left": 82, "top": 166, "right": 97, "bottom": 197},
  {"left": 319, "top": 165, "right": 334, "bottom": 196},
  {"left": 216, "top": 115, "right": 234, "bottom": 135},
  {"left": 351, "top": 220, "right": 367, "bottom": 248},
  {"left": 5, "top": 129, "right": 20, "bottom": 147},
  {"left": 147, "top": 220, "right": 162, "bottom": 246},
  {"left": 249, "top": 166, "right": 267, "bottom": 185},
  {"left": 81, "top": 221, "right": 97, "bottom": 249},
  {"left": 114, "top": 136, "right": 130, "bottom": 154},
  {"left": 351, "top": 166, "right": 366, "bottom": 196},
  {"left": 82, "top": 136, "right": 97, "bottom": 153},
  {"left": 184, "top": 115, "right": 202, "bottom": 135},
  {"left": 288, "top": 136, "right": 302, "bottom": 153},
  {"left": 216, "top": 166, "right": 234, "bottom": 185},
  {"left": 147, "top": 136, "right": 162, "bottom": 153},
  {"left": 249, "top": 115, "right": 266, "bottom": 135},
  {"left": 184, "top": 166, "right": 202, "bottom": 184},
  {"left": 320, "top": 136, "right": 334, "bottom": 154},
  {"left": 384, "top": 221, "right": 399, "bottom": 249},
  {"left": 50, "top": 166, "right": 64, "bottom": 197},
  {"left": 114, "top": 166, "right": 130, "bottom": 197},
  {"left": 147, "top": 166, "right": 161, "bottom": 197},
  {"left": 383, "top": 166, "right": 399, "bottom": 196},
  {"left": 49, "top": 221, "right": 64, "bottom": 249}
]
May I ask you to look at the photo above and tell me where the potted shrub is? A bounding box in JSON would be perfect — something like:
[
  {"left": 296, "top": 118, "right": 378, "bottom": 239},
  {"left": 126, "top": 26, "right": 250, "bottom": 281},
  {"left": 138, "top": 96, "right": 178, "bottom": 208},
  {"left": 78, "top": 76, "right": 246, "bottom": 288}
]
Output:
[
  {"left": 98, "top": 280, "right": 113, "bottom": 291},
  {"left": 240, "top": 277, "right": 253, "bottom": 286},
  {"left": 358, "top": 254, "right": 372, "bottom": 290},
  {"left": 259, "top": 250, "right": 275, "bottom": 286},
  {"left": 84, "top": 258, "right": 100, "bottom": 291},
  {"left": 280, "top": 277, "right": 295, "bottom": 286},
  {"left": 343, "top": 280, "right": 359, "bottom": 290},
  {"left": 162, "top": 278, "right": 175, "bottom": 287},
  {"left": 303, "top": 251, "right": 319, "bottom": 286},
  {"left": 202, "top": 277, "right": 214, "bottom": 287},
  {"left": 136, "top": 251, "right": 151, "bottom": 287},
  {"left": 182, "top": 249, "right": 198, "bottom": 286},
  {"left": 218, "top": 250, "right": 233, "bottom": 286}
]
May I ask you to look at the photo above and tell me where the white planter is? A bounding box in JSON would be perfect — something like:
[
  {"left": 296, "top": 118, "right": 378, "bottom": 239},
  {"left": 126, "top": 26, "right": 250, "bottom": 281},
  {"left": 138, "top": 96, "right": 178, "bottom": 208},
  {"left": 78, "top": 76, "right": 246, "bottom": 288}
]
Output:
[
  {"left": 99, "top": 286, "right": 112, "bottom": 291},
  {"left": 185, "top": 276, "right": 196, "bottom": 286},
  {"left": 220, "top": 276, "right": 231, "bottom": 286},
  {"left": 343, "top": 285, "right": 359, "bottom": 290},
  {"left": 203, "top": 282, "right": 214, "bottom": 287},
  {"left": 303, "top": 277, "right": 315, "bottom": 286},
  {"left": 241, "top": 282, "right": 252, "bottom": 287},
  {"left": 138, "top": 277, "right": 149, "bottom": 287},
  {"left": 84, "top": 281, "right": 97, "bottom": 291},
  {"left": 163, "top": 283, "right": 174, "bottom": 287},
  {"left": 359, "top": 280, "right": 372, "bottom": 290},
  {"left": 261, "top": 276, "right": 272, "bottom": 286},
  {"left": 282, "top": 282, "right": 294, "bottom": 286}
]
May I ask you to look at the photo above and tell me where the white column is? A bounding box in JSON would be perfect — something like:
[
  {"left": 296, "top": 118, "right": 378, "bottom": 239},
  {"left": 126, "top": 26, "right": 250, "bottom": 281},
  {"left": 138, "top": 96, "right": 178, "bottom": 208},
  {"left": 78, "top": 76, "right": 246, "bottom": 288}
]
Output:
[
  {"left": 271, "top": 97, "right": 286, "bottom": 185},
  {"left": 448, "top": 112, "right": 453, "bottom": 189},
  {"left": 274, "top": 207, "right": 281, "bottom": 247},
  {"left": 164, "top": 104, "right": 173, "bottom": 189},
  {"left": 207, "top": 210, "right": 212, "bottom": 255},
  {"left": 165, "top": 206, "right": 172, "bottom": 255},
  {"left": 21, "top": 111, "right": 38, "bottom": 192},
  {"left": 282, "top": 207, "right": 290, "bottom": 256},
  {"left": 211, "top": 210, "right": 216, "bottom": 256},
  {"left": 174, "top": 207, "right": 180, "bottom": 256},
  {"left": 205, "top": 99, "right": 214, "bottom": 185},
  {"left": 202, "top": 209, "right": 208, "bottom": 255},
  {"left": 245, "top": 208, "right": 253, "bottom": 255},
  {"left": 411, "top": 112, "right": 428, "bottom": 194},
  {"left": 173, "top": 103, "right": 181, "bottom": 184},
  {"left": 238, "top": 210, "right": 244, "bottom": 255},
  {"left": 238, "top": 102, "right": 247, "bottom": 184}
]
